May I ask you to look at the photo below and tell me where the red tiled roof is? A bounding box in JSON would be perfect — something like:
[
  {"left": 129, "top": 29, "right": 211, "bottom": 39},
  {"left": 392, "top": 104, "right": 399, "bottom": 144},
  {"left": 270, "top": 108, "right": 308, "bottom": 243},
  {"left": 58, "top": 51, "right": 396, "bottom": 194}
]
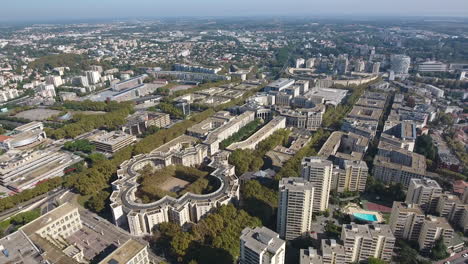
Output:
[
  {"left": 452, "top": 180, "right": 468, "bottom": 194},
  {"left": 0, "top": 135, "right": 11, "bottom": 142}
]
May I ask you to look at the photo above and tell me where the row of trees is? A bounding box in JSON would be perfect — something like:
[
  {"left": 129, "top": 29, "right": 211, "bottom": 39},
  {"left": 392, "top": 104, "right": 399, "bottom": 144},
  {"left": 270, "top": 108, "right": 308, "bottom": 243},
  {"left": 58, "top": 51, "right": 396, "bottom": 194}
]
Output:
[
  {"left": 62, "top": 139, "right": 95, "bottom": 153},
  {"left": 275, "top": 129, "right": 331, "bottom": 179},
  {"left": 219, "top": 119, "right": 263, "bottom": 149},
  {"left": 241, "top": 180, "right": 278, "bottom": 228},
  {"left": 228, "top": 129, "right": 291, "bottom": 175},
  {"left": 322, "top": 83, "right": 368, "bottom": 129},
  {"left": 60, "top": 100, "right": 133, "bottom": 112},
  {"left": 0, "top": 177, "right": 62, "bottom": 213},
  {"left": 151, "top": 204, "right": 261, "bottom": 264},
  {"left": 46, "top": 101, "right": 134, "bottom": 139},
  {"left": 154, "top": 102, "right": 185, "bottom": 119}
]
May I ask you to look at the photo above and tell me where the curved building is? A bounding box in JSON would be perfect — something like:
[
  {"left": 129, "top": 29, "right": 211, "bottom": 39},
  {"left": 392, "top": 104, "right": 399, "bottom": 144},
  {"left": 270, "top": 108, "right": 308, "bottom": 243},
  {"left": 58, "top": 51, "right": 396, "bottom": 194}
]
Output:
[{"left": 110, "top": 149, "right": 239, "bottom": 236}]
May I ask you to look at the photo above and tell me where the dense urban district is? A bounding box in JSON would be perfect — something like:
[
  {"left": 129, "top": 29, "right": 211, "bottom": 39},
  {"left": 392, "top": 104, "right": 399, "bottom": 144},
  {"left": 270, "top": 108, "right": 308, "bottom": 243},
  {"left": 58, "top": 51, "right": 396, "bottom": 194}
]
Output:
[{"left": 0, "top": 17, "right": 467, "bottom": 264}]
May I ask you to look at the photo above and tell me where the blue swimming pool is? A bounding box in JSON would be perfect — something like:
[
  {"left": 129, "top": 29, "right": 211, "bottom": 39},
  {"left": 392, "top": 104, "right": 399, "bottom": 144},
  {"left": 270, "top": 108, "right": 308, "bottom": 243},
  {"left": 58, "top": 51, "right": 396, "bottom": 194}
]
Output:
[{"left": 353, "top": 213, "right": 378, "bottom": 222}]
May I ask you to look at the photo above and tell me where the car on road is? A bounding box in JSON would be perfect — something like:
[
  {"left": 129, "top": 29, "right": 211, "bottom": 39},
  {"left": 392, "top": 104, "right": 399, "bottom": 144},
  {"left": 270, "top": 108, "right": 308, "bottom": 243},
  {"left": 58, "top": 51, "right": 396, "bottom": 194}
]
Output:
[
  {"left": 463, "top": 253, "right": 468, "bottom": 258},
  {"left": 444, "top": 261, "right": 450, "bottom": 264}
]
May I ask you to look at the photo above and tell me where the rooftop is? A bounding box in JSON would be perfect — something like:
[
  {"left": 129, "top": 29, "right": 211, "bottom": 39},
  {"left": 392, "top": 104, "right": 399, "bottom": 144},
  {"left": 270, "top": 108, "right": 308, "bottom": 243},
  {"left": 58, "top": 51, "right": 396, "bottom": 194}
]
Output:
[
  {"left": 21, "top": 203, "right": 78, "bottom": 235},
  {"left": 98, "top": 239, "right": 146, "bottom": 264},
  {"left": 241, "top": 227, "right": 285, "bottom": 256},
  {"left": 0, "top": 230, "right": 44, "bottom": 264}
]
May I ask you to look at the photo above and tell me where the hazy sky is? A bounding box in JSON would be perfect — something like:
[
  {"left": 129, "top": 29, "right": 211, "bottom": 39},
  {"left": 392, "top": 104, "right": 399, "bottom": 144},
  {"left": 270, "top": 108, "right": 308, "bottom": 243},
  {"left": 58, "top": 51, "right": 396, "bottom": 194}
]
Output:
[{"left": 1, "top": 0, "right": 468, "bottom": 22}]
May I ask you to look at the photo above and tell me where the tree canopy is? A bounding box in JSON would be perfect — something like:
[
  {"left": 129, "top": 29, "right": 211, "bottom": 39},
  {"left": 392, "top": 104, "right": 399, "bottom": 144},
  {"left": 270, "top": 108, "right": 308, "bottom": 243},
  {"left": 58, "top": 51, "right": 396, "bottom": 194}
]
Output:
[{"left": 151, "top": 204, "right": 261, "bottom": 264}]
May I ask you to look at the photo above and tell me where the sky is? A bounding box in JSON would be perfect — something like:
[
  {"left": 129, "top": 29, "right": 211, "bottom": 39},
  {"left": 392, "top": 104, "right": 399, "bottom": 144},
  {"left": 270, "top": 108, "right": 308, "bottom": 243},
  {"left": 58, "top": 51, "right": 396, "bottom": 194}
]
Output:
[{"left": 1, "top": 0, "right": 468, "bottom": 22}]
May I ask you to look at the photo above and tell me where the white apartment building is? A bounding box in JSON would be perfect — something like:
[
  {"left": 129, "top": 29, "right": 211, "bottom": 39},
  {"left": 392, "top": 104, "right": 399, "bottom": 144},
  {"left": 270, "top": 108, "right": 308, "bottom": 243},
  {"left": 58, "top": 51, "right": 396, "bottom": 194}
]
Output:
[
  {"left": 86, "top": 70, "right": 101, "bottom": 84},
  {"left": 418, "top": 216, "right": 454, "bottom": 255},
  {"left": 46, "top": 75, "right": 63, "bottom": 87},
  {"left": 240, "top": 226, "right": 286, "bottom": 264},
  {"left": 405, "top": 179, "right": 442, "bottom": 213},
  {"left": 336, "top": 160, "right": 369, "bottom": 193},
  {"left": 0, "top": 88, "right": 20, "bottom": 102},
  {"left": 389, "top": 202, "right": 425, "bottom": 241},
  {"left": 277, "top": 178, "right": 315, "bottom": 240},
  {"left": 301, "top": 157, "right": 333, "bottom": 212},
  {"left": 341, "top": 223, "right": 395, "bottom": 263}
]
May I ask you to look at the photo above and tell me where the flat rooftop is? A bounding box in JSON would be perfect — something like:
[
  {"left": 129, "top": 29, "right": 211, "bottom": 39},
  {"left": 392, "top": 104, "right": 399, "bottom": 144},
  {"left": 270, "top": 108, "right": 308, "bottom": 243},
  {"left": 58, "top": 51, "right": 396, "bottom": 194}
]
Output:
[
  {"left": 152, "top": 134, "right": 199, "bottom": 154},
  {"left": 240, "top": 227, "right": 284, "bottom": 255},
  {"left": 98, "top": 239, "right": 146, "bottom": 264},
  {"left": 90, "top": 131, "right": 135, "bottom": 145},
  {"left": 21, "top": 203, "right": 78, "bottom": 235},
  {"left": 0, "top": 230, "right": 45, "bottom": 264},
  {"left": 393, "top": 201, "right": 424, "bottom": 215},
  {"left": 348, "top": 106, "right": 383, "bottom": 121}
]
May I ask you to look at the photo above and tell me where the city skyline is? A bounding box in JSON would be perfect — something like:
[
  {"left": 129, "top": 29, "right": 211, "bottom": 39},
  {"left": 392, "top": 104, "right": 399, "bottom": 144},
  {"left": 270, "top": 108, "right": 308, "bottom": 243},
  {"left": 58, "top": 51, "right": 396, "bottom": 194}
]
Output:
[{"left": 1, "top": 0, "right": 468, "bottom": 22}]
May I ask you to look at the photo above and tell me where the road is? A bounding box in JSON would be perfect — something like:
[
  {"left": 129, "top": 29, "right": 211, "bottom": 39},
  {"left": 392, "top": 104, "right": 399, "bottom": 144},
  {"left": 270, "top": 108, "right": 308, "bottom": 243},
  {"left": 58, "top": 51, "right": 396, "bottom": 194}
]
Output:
[
  {"left": 437, "top": 249, "right": 468, "bottom": 264},
  {"left": 0, "top": 187, "right": 66, "bottom": 221}
]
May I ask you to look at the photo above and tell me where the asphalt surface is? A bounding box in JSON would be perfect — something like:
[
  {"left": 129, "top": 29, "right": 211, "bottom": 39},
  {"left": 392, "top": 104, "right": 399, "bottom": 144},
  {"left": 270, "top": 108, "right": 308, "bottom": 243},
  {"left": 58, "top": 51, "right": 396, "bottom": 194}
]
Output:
[{"left": 437, "top": 249, "right": 468, "bottom": 264}]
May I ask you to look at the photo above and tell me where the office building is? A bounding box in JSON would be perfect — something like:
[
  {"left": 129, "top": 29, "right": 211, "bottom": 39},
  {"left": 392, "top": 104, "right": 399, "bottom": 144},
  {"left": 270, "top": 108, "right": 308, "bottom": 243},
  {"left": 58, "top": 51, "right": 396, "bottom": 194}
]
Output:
[
  {"left": 405, "top": 179, "right": 442, "bottom": 213},
  {"left": 122, "top": 111, "right": 171, "bottom": 135},
  {"left": 389, "top": 202, "right": 425, "bottom": 241},
  {"left": 341, "top": 223, "right": 395, "bottom": 263},
  {"left": 390, "top": 54, "right": 411, "bottom": 74},
  {"left": 277, "top": 178, "right": 315, "bottom": 240},
  {"left": 301, "top": 157, "right": 333, "bottom": 212},
  {"left": 417, "top": 61, "right": 448, "bottom": 72},
  {"left": 265, "top": 78, "right": 295, "bottom": 93},
  {"left": 240, "top": 226, "right": 286, "bottom": 264},
  {"left": 89, "top": 130, "right": 136, "bottom": 153},
  {"left": 418, "top": 216, "right": 454, "bottom": 255}
]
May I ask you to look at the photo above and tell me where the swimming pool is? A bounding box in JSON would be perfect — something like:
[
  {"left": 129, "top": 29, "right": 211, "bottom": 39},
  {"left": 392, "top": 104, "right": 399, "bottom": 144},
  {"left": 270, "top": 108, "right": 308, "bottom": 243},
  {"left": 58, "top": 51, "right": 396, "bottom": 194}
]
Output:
[{"left": 353, "top": 213, "right": 378, "bottom": 222}]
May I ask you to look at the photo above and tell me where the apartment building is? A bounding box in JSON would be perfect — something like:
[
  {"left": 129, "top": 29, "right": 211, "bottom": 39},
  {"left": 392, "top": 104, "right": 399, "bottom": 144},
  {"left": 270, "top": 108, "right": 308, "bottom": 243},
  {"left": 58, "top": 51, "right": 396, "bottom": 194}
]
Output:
[
  {"left": 436, "top": 194, "right": 468, "bottom": 226},
  {"left": 389, "top": 202, "right": 425, "bottom": 241},
  {"left": 299, "top": 239, "right": 346, "bottom": 264},
  {"left": 336, "top": 160, "right": 368, "bottom": 193},
  {"left": 240, "top": 226, "right": 286, "bottom": 264},
  {"left": 405, "top": 179, "right": 442, "bottom": 213},
  {"left": 341, "top": 223, "right": 395, "bottom": 263},
  {"left": 277, "top": 178, "right": 315, "bottom": 240},
  {"left": 418, "top": 216, "right": 454, "bottom": 255},
  {"left": 301, "top": 157, "right": 334, "bottom": 212}
]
